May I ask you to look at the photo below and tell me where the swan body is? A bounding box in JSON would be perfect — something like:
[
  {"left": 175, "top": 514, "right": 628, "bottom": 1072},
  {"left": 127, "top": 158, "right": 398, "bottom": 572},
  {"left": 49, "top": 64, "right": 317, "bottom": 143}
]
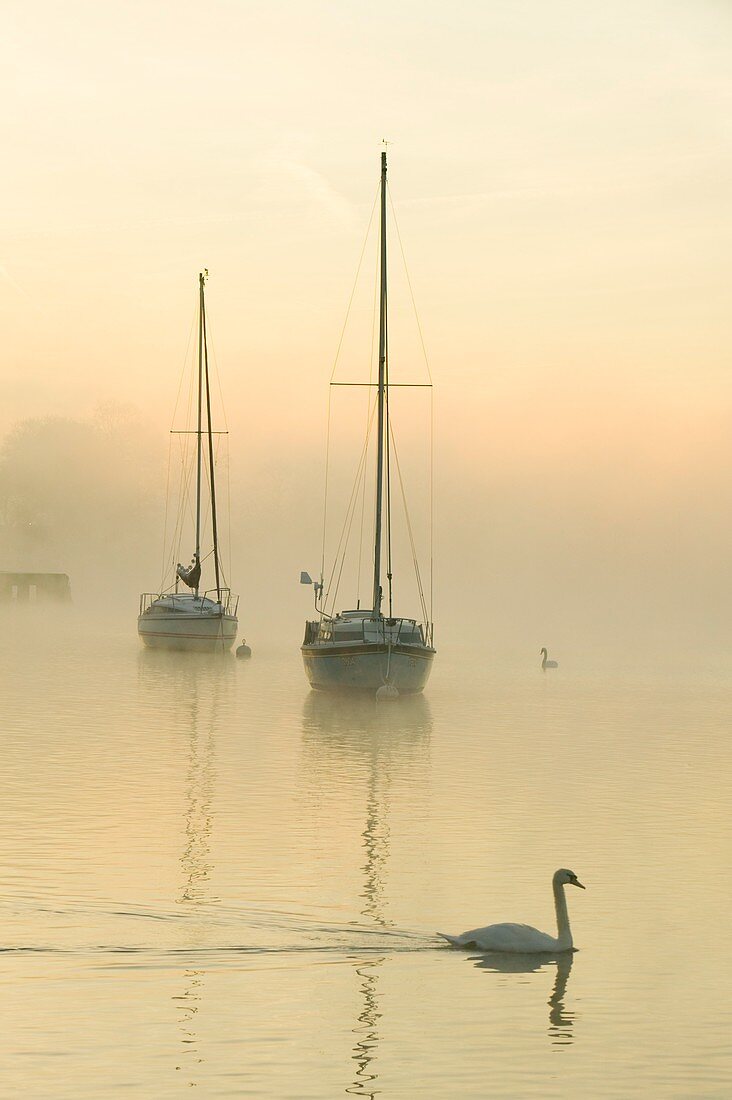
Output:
[
  {"left": 438, "top": 868, "right": 585, "bottom": 953},
  {"left": 540, "top": 647, "right": 558, "bottom": 669}
]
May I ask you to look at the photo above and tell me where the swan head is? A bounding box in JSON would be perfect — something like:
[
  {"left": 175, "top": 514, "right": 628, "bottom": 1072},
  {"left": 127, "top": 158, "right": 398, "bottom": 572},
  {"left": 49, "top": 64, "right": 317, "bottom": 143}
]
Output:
[
  {"left": 554, "top": 868, "right": 585, "bottom": 890},
  {"left": 540, "top": 647, "right": 548, "bottom": 657}
]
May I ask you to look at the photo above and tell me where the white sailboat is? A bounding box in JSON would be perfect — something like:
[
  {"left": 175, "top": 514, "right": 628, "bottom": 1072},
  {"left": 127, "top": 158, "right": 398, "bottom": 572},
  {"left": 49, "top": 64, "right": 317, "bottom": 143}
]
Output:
[
  {"left": 138, "top": 272, "right": 239, "bottom": 652},
  {"left": 301, "top": 151, "right": 436, "bottom": 696}
]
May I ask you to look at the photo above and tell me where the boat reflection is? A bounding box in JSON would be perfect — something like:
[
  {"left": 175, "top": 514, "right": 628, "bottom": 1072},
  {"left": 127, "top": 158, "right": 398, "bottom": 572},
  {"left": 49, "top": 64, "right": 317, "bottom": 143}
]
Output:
[
  {"left": 468, "top": 951, "right": 576, "bottom": 1046},
  {"left": 178, "top": 680, "right": 218, "bottom": 906},
  {"left": 301, "top": 692, "right": 432, "bottom": 1098},
  {"left": 347, "top": 955, "right": 383, "bottom": 1099},
  {"left": 136, "top": 644, "right": 237, "bottom": 681},
  {"left": 174, "top": 666, "right": 223, "bottom": 1084},
  {"left": 301, "top": 691, "right": 433, "bottom": 761},
  {"left": 137, "top": 651, "right": 230, "bottom": 1085}
]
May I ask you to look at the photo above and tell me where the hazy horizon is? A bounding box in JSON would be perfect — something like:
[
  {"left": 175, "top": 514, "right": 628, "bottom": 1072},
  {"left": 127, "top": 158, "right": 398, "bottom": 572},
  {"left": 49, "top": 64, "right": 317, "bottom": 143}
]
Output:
[{"left": 2, "top": 0, "right": 731, "bottom": 654}]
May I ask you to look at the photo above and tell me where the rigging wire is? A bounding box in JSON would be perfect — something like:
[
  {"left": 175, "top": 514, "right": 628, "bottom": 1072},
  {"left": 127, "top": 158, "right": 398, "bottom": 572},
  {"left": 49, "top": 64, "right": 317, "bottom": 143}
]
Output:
[
  {"left": 324, "top": 403, "right": 377, "bottom": 615},
  {"left": 320, "top": 183, "right": 381, "bottom": 599},
  {"left": 163, "top": 362, "right": 199, "bottom": 588},
  {"left": 386, "top": 186, "right": 433, "bottom": 384},
  {"left": 384, "top": 289, "right": 393, "bottom": 619},
  {"left": 323, "top": 401, "right": 378, "bottom": 616},
  {"left": 205, "top": 306, "right": 230, "bottom": 433},
  {"left": 388, "top": 183, "right": 435, "bottom": 627},
  {"left": 165, "top": 334, "right": 205, "bottom": 591},
  {"left": 166, "top": 433, "right": 197, "bottom": 589},
  {"left": 430, "top": 387, "right": 434, "bottom": 632},
  {"left": 166, "top": 325, "right": 201, "bottom": 583},
  {"left": 204, "top": 305, "right": 233, "bottom": 583},
  {"left": 320, "top": 387, "right": 333, "bottom": 600},
  {"left": 160, "top": 438, "right": 174, "bottom": 591},
  {"left": 328, "top": 184, "right": 380, "bottom": 386},
  {"left": 201, "top": 287, "right": 222, "bottom": 597},
  {"left": 214, "top": 433, "right": 229, "bottom": 588},
  {"left": 160, "top": 303, "right": 197, "bottom": 589},
  {"left": 168, "top": 419, "right": 224, "bottom": 594},
  {"left": 226, "top": 438, "right": 232, "bottom": 592},
  {"left": 328, "top": 426, "right": 375, "bottom": 617},
  {"left": 355, "top": 223, "right": 381, "bottom": 604},
  {"left": 388, "top": 417, "right": 430, "bottom": 628}
]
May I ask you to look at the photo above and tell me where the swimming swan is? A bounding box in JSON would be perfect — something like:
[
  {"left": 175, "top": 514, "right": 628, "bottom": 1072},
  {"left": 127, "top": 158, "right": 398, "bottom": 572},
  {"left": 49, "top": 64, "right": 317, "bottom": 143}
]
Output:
[
  {"left": 540, "top": 647, "right": 558, "bottom": 669},
  {"left": 438, "top": 868, "right": 585, "bottom": 953}
]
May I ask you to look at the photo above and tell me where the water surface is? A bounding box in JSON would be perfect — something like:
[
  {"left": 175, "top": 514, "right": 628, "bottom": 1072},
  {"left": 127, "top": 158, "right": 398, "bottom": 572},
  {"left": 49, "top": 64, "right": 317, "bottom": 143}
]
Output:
[{"left": 2, "top": 612, "right": 731, "bottom": 1097}]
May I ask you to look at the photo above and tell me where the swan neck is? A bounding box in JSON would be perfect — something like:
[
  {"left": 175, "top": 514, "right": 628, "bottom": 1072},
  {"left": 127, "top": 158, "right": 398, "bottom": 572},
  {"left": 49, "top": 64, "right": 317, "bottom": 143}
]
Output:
[{"left": 553, "top": 879, "right": 573, "bottom": 949}]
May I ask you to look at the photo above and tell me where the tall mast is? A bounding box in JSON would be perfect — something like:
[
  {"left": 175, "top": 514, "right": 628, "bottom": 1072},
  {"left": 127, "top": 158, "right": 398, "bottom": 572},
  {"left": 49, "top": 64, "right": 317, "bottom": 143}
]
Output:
[
  {"left": 201, "top": 276, "right": 222, "bottom": 602},
  {"left": 371, "top": 150, "right": 388, "bottom": 617},
  {"left": 194, "top": 271, "right": 205, "bottom": 597}
]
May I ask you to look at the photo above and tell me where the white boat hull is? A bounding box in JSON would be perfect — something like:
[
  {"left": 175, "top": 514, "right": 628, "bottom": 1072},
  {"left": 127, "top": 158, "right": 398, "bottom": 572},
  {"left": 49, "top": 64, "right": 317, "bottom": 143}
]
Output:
[
  {"left": 138, "top": 594, "right": 238, "bottom": 652},
  {"left": 301, "top": 642, "right": 435, "bottom": 694},
  {"left": 138, "top": 613, "right": 237, "bottom": 651}
]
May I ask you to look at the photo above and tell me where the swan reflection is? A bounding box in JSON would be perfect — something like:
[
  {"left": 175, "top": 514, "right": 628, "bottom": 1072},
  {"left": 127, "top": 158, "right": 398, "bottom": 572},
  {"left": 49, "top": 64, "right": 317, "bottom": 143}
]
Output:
[{"left": 469, "top": 951, "right": 575, "bottom": 1046}]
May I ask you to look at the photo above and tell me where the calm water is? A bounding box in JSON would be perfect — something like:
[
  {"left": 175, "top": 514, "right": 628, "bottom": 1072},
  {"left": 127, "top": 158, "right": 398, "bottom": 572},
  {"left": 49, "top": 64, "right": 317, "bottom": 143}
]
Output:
[{"left": 2, "top": 611, "right": 731, "bottom": 1097}]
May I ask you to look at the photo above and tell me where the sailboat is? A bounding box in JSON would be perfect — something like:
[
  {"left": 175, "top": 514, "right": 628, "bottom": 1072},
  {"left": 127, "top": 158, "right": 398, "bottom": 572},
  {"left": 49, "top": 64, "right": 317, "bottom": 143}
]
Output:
[
  {"left": 301, "top": 151, "right": 436, "bottom": 695},
  {"left": 138, "top": 271, "right": 239, "bottom": 652}
]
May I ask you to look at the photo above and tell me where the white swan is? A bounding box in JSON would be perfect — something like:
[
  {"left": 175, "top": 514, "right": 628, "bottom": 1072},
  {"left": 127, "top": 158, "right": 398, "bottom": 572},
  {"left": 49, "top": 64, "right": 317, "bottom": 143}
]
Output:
[
  {"left": 540, "top": 647, "right": 558, "bottom": 669},
  {"left": 438, "top": 868, "right": 585, "bottom": 953}
]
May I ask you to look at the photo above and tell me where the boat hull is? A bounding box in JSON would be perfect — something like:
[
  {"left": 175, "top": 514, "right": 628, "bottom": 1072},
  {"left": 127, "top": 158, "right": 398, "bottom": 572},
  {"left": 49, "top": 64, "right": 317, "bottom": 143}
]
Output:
[
  {"left": 137, "top": 612, "right": 238, "bottom": 652},
  {"left": 301, "top": 641, "right": 435, "bottom": 694}
]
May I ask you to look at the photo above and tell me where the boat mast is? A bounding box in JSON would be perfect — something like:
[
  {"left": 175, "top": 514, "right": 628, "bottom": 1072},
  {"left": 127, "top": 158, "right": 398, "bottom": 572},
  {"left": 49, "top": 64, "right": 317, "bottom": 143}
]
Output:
[
  {"left": 194, "top": 271, "right": 205, "bottom": 597},
  {"left": 372, "top": 150, "right": 387, "bottom": 620},
  {"left": 371, "top": 150, "right": 388, "bottom": 618},
  {"left": 201, "top": 276, "right": 222, "bottom": 602}
]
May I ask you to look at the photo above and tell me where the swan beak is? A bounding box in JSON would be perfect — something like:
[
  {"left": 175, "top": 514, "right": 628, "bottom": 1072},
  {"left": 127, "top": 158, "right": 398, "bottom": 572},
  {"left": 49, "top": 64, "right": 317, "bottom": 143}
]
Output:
[{"left": 573, "top": 878, "right": 586, "bottom": 890}]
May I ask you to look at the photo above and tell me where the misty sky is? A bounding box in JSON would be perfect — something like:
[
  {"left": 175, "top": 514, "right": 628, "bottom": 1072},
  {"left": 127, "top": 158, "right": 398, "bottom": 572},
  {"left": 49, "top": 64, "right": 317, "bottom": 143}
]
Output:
[{"left": 1, "top": 0, "right": 731, "bottom": 650}]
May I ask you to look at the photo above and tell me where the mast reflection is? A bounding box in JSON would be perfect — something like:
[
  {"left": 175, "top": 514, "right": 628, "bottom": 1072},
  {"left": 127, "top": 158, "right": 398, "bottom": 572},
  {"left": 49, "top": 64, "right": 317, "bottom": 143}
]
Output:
[
  {"left": 301, "top": 692, "right": 432, "bottom": 1098},
  {"left": 137, "top": 651, "right": 230, "bottom": 1085},
  {"left": 179, "top": 681, "right": 217, "bottom": 905},
  {"left": 348, "top": 957, "right": 382, "bottom": 1099}
]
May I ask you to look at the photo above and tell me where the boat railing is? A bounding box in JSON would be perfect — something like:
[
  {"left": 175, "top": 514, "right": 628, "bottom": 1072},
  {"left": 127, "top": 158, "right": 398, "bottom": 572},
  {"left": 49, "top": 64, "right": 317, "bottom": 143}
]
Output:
[
  {"left": 309, "top": 616, "right": 434, "bottom": 647},
  {"left": 139, "top": 589, "right": 239, "bottom": 616},
  {"left": 139, "top": 593, "right": 160, "bottom": 615},
  {"left": 204, "top": 589, "right": 239, "bottom": 616}
]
